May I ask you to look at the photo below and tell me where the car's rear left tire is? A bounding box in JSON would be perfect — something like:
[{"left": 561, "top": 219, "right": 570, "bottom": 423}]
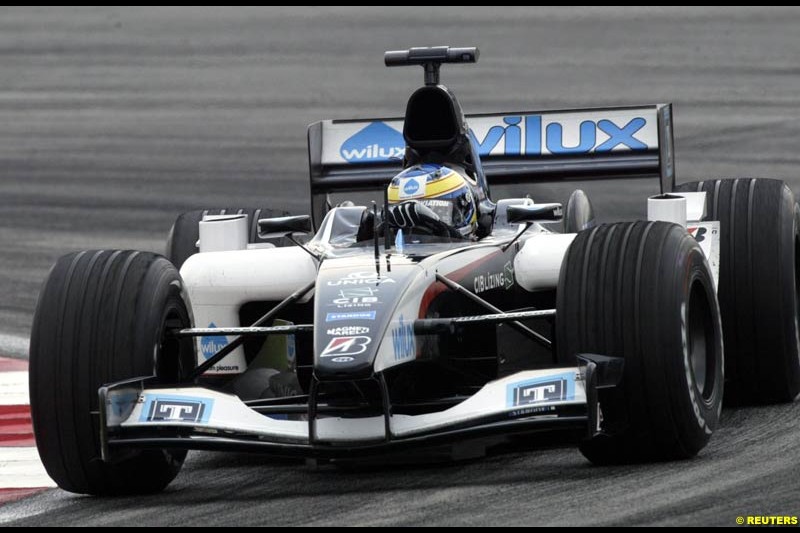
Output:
[
  {"left": 29, "top": 250, "right": 195, "bottom": 495},
  {"left": 556, "top": 221, "right": 723, "bottom": 464}
]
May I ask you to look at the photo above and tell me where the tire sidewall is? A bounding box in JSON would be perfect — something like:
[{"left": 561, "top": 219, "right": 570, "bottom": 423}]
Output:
[
  {"left": 670, "top": 245, "right": 724, "bottom": 442},
  {"left": 136, "top": 264, "right": 195, "bottom": 382}
]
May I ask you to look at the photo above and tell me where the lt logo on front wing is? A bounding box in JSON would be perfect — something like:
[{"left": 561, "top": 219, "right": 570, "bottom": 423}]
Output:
[{"left": 142, "top": 396, "right": 213, "bottom": 424}]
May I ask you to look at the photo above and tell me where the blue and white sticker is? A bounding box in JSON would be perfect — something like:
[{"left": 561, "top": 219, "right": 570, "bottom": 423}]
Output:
[
  {"left": 395, "top": 228, "right": 405, "bottom": 253},
  {"left": 140, "top": 394, "right": 214, "bottom": 424},
  {"left": 391, "top": 315, "right": 415, "bottom": 361},
  {"left": 200, "top": 322, "right": 228, "bottom": 361},
  {"left": 398, "top": 176, "right": 426, "bottom": 200},
  {"left": 506, "top": 372, "right": 576, "bottom": 407},
  {"left": 107, "top": 390, "right": 139, "bottom": 424},
  {"left": 326, "top": 311, "right": 377, "bottom": 322},
  {"left": 339, "top": 121, "right": 404, "bottom": 163}
]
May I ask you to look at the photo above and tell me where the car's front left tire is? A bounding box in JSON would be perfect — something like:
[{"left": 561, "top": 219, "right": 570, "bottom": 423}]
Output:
[{"left": 30, "top": 250, "right": 195, "bottom": 495}]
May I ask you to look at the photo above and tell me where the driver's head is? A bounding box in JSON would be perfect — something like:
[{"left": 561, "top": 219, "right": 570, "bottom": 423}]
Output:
[{"left": 388, "top": 164, "right": 477, "bottom": 239}]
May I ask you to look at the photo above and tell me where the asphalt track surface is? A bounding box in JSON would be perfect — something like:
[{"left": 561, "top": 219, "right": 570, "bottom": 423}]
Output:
[{"left": 1, "top": 6, "right": 799, "bottom": 526}]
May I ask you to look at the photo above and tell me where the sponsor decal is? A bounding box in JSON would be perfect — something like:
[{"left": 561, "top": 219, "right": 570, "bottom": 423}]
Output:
[
  {"left": 327, "top": 326, "right": 370, "bottom": 336},
  {"left": 687, "top": 225, "right": 708, "bottom": 242},
  {"left": 395, "top": 228, "right": 405, "bottom": 253},
  {"left": 338, "top": 287, "right": 379, "bottom": 298},
  {"left": 472, "top": 116, "right": 648, "bottom": 157},
  {"left": 331, "top": 356, "right": 355, "bottom": 363},
  {"left": 321, "top": 336, "right": 371, "bottom": 357},
  {"left": 504, "top": 261, "right": 515, "bottom": 290},
  {"left": 423, "top": 199, "right": 450, "bottom": 208},
  {"left": 336, "top": 115, "right": 651, "bottom": 165},
  {"left": 141, "top": 395, "right": 214, "bottom": 424},
  {"left": 340, "top": 121, "right": 405, "bottom": 163},
  {"left": 108, "top": 390, "right": 138, "bottom": 422},
  {"left": 399, "top": 176, "right": 426, "bottom": 200},
  {"left": 332, "top": 286, "right": 381, "bottom": 308},
  {"left": 326, "top": 311, "right": 377, "bottom": 322},
  {"left": 200, "top": 322, "right": 228, "bottom": 361},
  {"left": 332, "top": 296, "right": 379, "bottom": 309},
  {"left": 326, "top": 271, "right": 396, "bottom": 286},
  {"left": 687, "top": 221, "right": 720, "bottom": 286},
  {"left": 474, "top": 261, "right": 515, "bottom": 294},
  {"left": 403, "top": 179, "right": 420, "bottom": 195},
  {"left": 211, "top": 365, "right": 240, "bottom": 372},
  {"left": 391, "top": 315, "right": 415, "bottom": 361},
  {"left": 506, "top": 372, "right": 576, "bottom": 407}
]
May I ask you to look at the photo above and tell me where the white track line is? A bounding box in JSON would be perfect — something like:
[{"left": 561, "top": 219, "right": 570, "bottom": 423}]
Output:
[
  {"left": 0, "top": 372, "right": 29, "bottom": 406},
  {"left": 0, "top": 448, "right": 54, "bottom": 489},
  {"left": 0, "top": 354, "right": 56, "bottom": 495}
]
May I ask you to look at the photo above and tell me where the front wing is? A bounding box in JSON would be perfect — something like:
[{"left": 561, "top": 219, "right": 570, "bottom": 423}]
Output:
[{"left": 100, "top": 361, "right": 617, "bottom": 460}]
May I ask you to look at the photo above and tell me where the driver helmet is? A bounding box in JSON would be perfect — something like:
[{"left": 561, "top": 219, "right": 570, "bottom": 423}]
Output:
[{"left": 388, "top": 163, "right": 478, "bottom": 239}]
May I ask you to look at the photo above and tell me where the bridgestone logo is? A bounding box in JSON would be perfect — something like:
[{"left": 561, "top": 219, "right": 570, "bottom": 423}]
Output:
[{"left": 320, "top": 336, "right": 371, "bottom": 357}]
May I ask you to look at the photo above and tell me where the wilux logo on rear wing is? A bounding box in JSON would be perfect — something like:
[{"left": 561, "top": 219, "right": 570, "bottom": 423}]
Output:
[
  {"left": 329, "top": 109, "right": 657, "bottom": 164},
  {"left": 308, "top": 105, "right": 674, "bottom": 226}
]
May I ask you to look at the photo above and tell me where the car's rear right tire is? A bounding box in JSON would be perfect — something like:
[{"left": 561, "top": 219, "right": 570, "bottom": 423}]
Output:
[
  {"left": 676, "top": 178, "right": 800, "bottom": 404},
  {"left": 556, "top": 221, "right": 723, "bottom": 464}
]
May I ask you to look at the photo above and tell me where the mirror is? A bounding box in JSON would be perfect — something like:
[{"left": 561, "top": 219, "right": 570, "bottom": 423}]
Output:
[
  {"left": 258, "top": 215, "right": 312, "bottom": 239},
  {"left": 506, "top": 203, "right": 563, "bottom": 224}
]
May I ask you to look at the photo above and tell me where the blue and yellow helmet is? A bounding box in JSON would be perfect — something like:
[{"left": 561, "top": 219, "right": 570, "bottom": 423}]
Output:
[{"left": 388, "top": 164, "right": 478, "bottom": 238}]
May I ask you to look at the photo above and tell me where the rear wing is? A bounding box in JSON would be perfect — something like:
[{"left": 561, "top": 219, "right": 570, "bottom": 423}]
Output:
[{"left": 308, "top": 104, "right": 675, "bottom": 226}]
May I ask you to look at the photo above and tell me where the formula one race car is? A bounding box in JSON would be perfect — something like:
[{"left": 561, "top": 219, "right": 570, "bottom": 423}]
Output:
[{"left": 30, "top": 46, "right": 800, "bottom": 495}]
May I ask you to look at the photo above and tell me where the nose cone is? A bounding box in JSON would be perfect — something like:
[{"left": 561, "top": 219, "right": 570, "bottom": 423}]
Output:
[{"left": 313, "top": 259, "right": 419, "bottom": 381}]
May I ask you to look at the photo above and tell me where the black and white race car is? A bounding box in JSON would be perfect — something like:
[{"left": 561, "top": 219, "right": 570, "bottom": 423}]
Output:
[{"left": 29, "top": 46, "right": 800, "bottom": 495}]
